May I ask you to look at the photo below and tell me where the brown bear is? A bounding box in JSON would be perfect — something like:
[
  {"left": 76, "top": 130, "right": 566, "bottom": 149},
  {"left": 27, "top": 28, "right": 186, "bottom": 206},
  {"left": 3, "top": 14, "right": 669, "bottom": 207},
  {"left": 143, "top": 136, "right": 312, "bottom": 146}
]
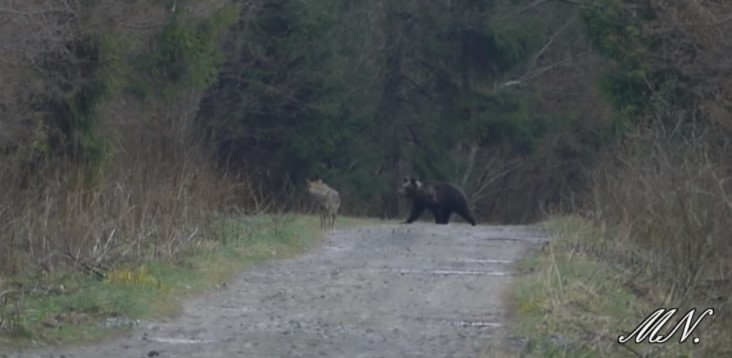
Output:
[{"left": 398, "top": 177, "right": 477, "bottom": 226}]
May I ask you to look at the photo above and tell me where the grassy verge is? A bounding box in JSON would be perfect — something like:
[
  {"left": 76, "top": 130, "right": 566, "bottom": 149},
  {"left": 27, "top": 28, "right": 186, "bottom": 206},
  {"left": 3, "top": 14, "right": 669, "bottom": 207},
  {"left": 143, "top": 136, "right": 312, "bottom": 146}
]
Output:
[
  {"left": 0, "top": 214, "right": 378, "bottom": 351},
  {"left": 502, "top": 215, "right": 728, "bottom": 358}
]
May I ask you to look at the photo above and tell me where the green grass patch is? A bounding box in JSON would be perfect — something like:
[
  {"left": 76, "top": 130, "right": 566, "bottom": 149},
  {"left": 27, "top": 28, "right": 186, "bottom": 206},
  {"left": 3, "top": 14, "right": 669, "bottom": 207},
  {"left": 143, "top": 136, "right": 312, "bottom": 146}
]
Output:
[
  {"left": 503, "top": 215, "right": 723, "bottom": 358},
  {"left": 0, "top": 214, "right": 380, "bottom": 351}
]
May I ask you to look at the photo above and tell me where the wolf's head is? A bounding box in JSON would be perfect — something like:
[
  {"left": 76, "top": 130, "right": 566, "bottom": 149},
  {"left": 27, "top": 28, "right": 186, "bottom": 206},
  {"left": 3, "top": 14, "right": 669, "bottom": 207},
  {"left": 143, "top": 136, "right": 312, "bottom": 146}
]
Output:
[{"left": 307, "top": 179, "right": 329, "bottom": 195}]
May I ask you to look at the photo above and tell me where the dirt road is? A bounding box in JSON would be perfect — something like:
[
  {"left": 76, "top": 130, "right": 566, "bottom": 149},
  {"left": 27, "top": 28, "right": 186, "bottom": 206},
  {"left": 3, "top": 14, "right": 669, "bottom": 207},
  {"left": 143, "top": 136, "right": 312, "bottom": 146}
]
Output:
[{"left": 8, "top": 222, "right": 548, "bottom": 358}]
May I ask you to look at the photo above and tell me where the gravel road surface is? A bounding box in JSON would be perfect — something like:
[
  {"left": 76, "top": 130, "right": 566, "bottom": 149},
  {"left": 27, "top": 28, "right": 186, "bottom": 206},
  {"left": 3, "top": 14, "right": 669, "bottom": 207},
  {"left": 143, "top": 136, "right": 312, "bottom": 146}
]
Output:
[{"left": 6, "top": 222, "right": 548, "bottom": 358}]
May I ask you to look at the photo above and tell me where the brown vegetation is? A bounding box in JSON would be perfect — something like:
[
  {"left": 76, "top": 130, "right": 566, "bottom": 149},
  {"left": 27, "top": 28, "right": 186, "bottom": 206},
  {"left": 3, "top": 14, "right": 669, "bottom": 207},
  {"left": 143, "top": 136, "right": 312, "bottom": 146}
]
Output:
[
  {"left": 0, "top": 1, "right": 244, "bottom": 282},
  {"left": 585, "top": 0, "right": 732, "bottom": 296}
]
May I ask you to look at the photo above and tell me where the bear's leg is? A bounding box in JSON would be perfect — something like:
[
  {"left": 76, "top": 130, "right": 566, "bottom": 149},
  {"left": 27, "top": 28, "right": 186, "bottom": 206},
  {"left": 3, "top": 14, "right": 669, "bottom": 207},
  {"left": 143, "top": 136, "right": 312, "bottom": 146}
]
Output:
[
  {"left": 442, "top": 209, "right": 454, "bottom": 224},
  {"left": 455, "top": 205, "right": 477, "bottom": 226},
  {"left": 428, "top": 208, "right": 437, "bottom": 223},
  {"left": 404, "top": 203, "right": 426, "bottom": 224},
  {"left": 429, "top": 207, "right": 446, "bottom": 224}
]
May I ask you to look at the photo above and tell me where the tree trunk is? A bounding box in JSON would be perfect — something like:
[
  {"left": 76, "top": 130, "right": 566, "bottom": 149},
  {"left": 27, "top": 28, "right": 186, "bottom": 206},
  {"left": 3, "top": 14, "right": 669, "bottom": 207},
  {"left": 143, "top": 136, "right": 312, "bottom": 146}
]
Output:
[{"left": 377, "top": 4, "right": 404, "bottom": 219}]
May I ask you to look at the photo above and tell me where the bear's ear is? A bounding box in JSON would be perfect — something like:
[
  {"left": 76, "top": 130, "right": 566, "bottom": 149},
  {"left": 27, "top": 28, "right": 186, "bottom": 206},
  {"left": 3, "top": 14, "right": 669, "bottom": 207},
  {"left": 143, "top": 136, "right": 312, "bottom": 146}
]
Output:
[{"left": 409, "top": 177, "right": 417, "bottom": 185}]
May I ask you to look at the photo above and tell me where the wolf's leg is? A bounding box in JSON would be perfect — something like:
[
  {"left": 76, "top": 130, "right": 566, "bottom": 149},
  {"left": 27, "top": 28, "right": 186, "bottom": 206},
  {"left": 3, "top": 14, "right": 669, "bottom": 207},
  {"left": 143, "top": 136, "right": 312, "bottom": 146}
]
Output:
[{"left": 331, "top": 212, "right": 336, "bottom": 233}]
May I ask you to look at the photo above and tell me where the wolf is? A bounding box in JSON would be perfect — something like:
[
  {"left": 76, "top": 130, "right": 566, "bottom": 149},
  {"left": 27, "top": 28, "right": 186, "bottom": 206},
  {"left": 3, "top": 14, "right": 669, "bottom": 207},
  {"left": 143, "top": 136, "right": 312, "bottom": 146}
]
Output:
[{"left": 306, "top": 179, "right": 341, "bottom": 233}]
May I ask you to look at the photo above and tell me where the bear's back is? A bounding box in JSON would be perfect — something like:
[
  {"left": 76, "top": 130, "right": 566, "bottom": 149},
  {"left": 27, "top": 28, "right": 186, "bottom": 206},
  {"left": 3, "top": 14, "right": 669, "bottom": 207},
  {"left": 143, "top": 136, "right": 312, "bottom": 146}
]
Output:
[{"left": 423, "top": 181, "right": 466, "bottom": 203}]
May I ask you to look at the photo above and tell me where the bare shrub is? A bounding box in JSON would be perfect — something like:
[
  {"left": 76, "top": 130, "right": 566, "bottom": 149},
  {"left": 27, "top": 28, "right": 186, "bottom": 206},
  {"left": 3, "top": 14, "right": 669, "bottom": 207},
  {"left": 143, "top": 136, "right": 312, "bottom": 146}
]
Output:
[
  {"left": 589, "top": 126, "right": 732, "bottom": 297},
  {"left": 0, "top": 86, "right": 244, "bottom": 278},
  {"left": 0, "top": 0, "right": 255, "bottom": 281},
  {"left": 0, "top": 146, "right": 234, "bottom": 278}
]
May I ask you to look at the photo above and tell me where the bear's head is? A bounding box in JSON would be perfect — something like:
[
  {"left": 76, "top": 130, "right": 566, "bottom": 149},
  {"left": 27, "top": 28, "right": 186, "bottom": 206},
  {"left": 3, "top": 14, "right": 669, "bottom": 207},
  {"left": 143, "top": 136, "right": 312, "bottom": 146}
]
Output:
[{"left": 398, "top": 176, "right": 422, "bottom": 197}]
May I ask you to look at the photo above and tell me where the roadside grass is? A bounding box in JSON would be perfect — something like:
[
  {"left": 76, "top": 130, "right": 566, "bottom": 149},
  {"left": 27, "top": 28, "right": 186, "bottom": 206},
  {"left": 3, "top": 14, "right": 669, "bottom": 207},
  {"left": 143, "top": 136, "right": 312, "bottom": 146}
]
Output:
[
  {"left": 503, "top": 215, "right": 726, "bottom": 358},
  {"left": 0, "top": 214, "right": 379, "bottom": 350}
]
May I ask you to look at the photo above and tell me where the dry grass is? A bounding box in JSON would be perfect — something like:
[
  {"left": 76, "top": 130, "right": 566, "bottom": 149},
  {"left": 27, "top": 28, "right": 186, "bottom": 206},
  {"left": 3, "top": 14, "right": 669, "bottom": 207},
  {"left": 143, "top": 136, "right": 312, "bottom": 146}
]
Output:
[
  {"left": 0, "top": 93, "right": 254, "bottom": 342},
  {"left": 503, "top": 216, "right": 728, "bottom": 357},
  {"left": 590, "top": 130, "right": 732, "bottom": 300},
  {"left": 0, "top": 213, "right": 328, "bottom": 349},
  {"left": 0, "top": 150, "right": 230, "bottom": 278},
  {"left": 503, "top": 127, "right": 732, "bottom": 357}
]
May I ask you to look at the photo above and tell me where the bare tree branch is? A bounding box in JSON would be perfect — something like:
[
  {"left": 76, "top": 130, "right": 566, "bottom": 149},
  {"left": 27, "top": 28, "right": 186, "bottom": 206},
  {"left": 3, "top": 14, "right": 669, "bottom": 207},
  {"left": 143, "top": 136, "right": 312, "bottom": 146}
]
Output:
[
  {"left": 532, "top": 16, "right": 576, "bottom": 67},
  {"left": 497, "top": 58, "right": 573, "bottom": 89}
]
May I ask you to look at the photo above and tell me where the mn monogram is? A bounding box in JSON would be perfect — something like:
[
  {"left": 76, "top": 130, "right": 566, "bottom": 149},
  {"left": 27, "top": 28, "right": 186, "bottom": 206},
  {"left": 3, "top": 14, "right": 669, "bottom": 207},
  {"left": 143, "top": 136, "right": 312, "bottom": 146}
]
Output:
[{"left": 618, "top": 308, "right": 715, "bottom": 344}]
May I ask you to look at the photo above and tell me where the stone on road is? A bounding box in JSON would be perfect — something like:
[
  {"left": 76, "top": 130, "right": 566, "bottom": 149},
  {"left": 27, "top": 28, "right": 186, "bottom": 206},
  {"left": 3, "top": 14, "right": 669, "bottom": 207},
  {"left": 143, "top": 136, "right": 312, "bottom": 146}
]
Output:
[{"left": 10, "top": 223, "right": 548, "bottom": 358}]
